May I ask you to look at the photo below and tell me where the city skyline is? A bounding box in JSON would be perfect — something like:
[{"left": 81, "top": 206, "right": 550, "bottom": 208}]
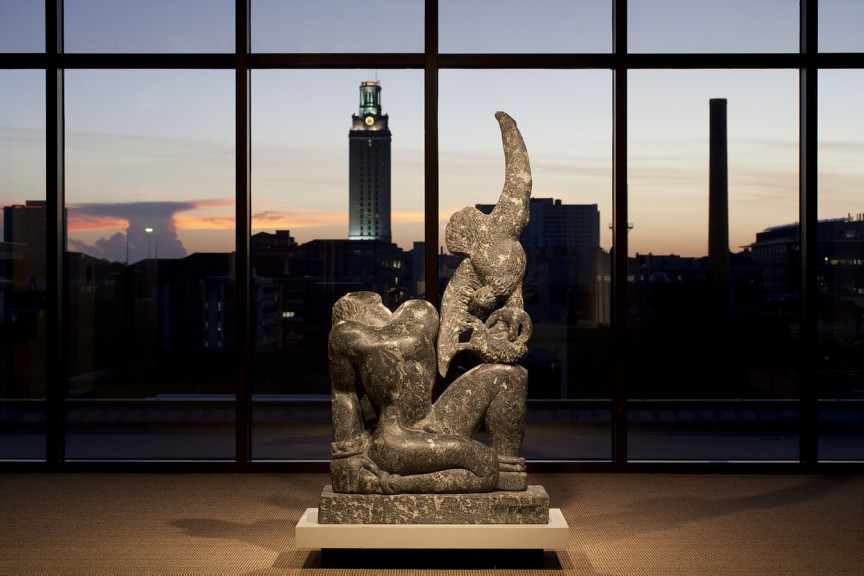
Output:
[
  {"left": 2, "top": 67, "right": 863, "bottom": 260},
  {"left": 1, "top": 3, "right": 863, "bottom": 260}
]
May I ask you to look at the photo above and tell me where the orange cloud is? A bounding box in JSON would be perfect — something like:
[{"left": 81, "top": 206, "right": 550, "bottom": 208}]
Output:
[
  {"left": 190, "top": 198, "right": 235, "bottom": 208},
  {"left": 391, "top": 211, "right": 424, "bottom": 224},
  {"left": 250, "top": 210, "right": 347, "bottom": 230},
  {"left": 174, "top": 213, "right": 235, "bottom": 230}
]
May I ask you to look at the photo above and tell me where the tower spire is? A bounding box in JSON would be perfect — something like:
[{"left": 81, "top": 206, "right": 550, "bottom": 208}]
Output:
[
  {"left": 348, "top": 81, "right": 392, "bottom": 242},
  {"left": 709, "top": 98, "right": 729, "bottom": 283}
]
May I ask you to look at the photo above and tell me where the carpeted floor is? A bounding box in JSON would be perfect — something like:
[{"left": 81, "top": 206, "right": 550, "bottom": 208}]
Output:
[{"left": 1, "top": 472, "right": 862, "bottom": 575}]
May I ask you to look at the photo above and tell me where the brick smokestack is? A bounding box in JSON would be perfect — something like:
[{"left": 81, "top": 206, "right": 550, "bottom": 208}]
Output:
[{"left": 709, "top": 98, "right": 729, "bottom": 282}]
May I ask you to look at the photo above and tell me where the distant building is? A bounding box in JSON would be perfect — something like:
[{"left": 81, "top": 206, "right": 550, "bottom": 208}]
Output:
[
  {"left": 476, "top": 198, "right": 603, "bottom": 323},
  {"left": 518, "top": 198, "right": 601, "bottom": 252},
  {"left": 2, "top": 200, "right": 46, "bottom": 291},
  {"left": 298, "top": 238, "right": 409, "bottom": 298},
  {"left": 348, "top": 81, "right": 391, "bottom": 242},
  {"left": 1, "top": 201, "right": 48, "bottom": 397},
  {"left": 251, "top": 229, "right": 297, "bottom": 278},
  {"left": 470, "top": 198, "right": 606, "bottom": 398},
  {"left": 749, "top": 214, "right": 864, "bottom": 306}
]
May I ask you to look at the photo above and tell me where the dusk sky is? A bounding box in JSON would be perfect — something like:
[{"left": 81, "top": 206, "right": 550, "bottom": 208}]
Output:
[{"left": 1, "top": 1, "right": 863, "bottom": 261}]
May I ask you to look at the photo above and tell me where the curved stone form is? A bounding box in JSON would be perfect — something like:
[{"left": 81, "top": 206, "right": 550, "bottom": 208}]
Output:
[
  {"left": 437, "top": 111, "right": 533, "bottom": 378},
  {"left": 327, "top": 112, "right": 532, "bottom": 496}
]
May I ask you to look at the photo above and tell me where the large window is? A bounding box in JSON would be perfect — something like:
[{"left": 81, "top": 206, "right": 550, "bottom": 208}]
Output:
[
  {"left": 439, "top": 0, "right": 611, "bottom": 53},
  {"left": 439, "top": 69, "right": 613, "bottom": 459},
  {"left": 817, "top": 70, "right": 864, "bottom": 461},
  {"left": 1, "top": 1, "right": 862, "bottom": 468},
  {"left": 628, "top": 70, "right": 801, "bottom": 460},
  {"left": 252, "top": 0, "right": 423, "bottom": 53},
  {"left": 249, "top": 69, "right": 424, "bottom": 459},
  {"left": 629, "top": 0, "right": 799, "bottom": 53},
  {"left": 64, "top": 69, "right": 236, "bottom": 459},
  {"left": 64, "top": 0, "right": 234, "bottom": 53}
]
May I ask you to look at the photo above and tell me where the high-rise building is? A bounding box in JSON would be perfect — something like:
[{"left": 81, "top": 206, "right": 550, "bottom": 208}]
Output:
[
  {"left": 348, "top": 81, "right": 391, "bottom": 242},
  {"left": 2, "top": 200, "right": 46, "bottom": 291},
  {"left": 709, "top": 98, "right": 730, "bottom": 283},
  {"left": 475, "top": 197, "right": 603, "bottom": 321}
]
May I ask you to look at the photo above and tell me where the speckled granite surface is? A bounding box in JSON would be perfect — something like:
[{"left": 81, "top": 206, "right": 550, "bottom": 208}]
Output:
[{"left": 317, "top": 484, "right": 550, "bottom": 524}]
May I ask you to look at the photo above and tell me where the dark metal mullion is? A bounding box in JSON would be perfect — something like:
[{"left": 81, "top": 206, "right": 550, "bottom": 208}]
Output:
[
  {"left": 27, "top": 52, "right": 863, "bottom": 73},
  {"left": 626, "top": 53, "right": 802, "bottom": 69},
  {"left": 816, "top": 52, "right": 864, "bottom": 69},
  {"left": 45, "top": 0, "right": 65, "bottom": 466},
  {"left": 58, "top": 53, "right": 234, "bottom": 69},
  {"left": 0, "top": 53, "right": 48, "bottom": 68},
  {"left": 612, "top": 0, "right": 629, "bottom": 468},
  {"left": 799, "top": 0, "right": 819, "bottom": 468},
  {"left": 250, "top": 53, "right": 424, "bottom": 69},
  {"left": 438, "top": 53, "right": 800, "bottom": 70},
  {"left": 424, "top": 0, "right": 439, "bottom": 308},
  {"left": 234, "top": 0, "right": 251, "bottom": 469},
  {"left": 437, "top": 53, "right": 614, "bottom": 69}
]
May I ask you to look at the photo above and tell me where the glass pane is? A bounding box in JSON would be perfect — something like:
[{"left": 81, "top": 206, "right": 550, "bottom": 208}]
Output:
[
  {"left": 252, "top": 0, "right": 423, "bottom": 53},
  {"left": 818, "top": 70, "right": 864, "bottom": 461},
  {"left": 440, "top": 0, "right": 611, "bottom": 53},
  {"left": 0, "top": 70, "right": 46, "bottom": 459},
  {"left": 820, "top": 1, "right": 864, "bottom": 53},
  {"left": 65, "top": 0, "right": 234, "bottom": 53},
  {"left": 629, "top": 0, "right": 799, "bottom": 53},
  {"left": 0, "top": 0, "right": 45, "bottom": 53},
  {"left": 65, "top": 70, "right": 235, "bottom": 459},
  {"left": 250, "top": 70, "right": 424, "bottom": 459},
  {"left": 628, "top": 70, "right": 800, "bottom": 460},
  {"left": 440, "top": 70, "right": 614, "bottom": 460}
]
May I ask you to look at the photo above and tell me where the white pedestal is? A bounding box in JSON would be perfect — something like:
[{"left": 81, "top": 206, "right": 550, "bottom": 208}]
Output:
[{"left": 295, "top": 507, "right": 569, "bottom": 550}]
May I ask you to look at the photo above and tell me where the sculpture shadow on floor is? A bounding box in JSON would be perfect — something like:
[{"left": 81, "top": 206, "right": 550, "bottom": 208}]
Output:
[
  {"left": 170, "top": 518, "right": 296, "bottom": 554},
  {"left": 571, "top": 476, "right": 849, "bottom": 543}
]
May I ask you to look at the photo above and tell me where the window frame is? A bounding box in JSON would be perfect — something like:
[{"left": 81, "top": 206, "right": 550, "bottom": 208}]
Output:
[{"left": 0, "top": 0, "right": 862, "bottom": 471}]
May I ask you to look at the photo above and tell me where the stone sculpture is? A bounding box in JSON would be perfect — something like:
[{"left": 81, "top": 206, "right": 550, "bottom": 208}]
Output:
[
  {"left": 327, "top": 111, "right": 532, "bottom": 496},
  {"left": 438, "top": 111, "right": 533, "bottom": 378}
]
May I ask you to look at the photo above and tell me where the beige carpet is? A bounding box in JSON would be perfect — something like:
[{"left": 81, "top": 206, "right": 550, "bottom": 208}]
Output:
[{"left": 1, "top": 472, "right": 862, "bottom": 575}]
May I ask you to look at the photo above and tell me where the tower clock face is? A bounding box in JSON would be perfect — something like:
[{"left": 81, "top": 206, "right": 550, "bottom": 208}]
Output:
[{"left": 364, "top": 115, "right": 375, "bottom": 126}]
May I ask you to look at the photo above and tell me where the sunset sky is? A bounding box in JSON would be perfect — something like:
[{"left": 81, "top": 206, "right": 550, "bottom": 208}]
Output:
[{"left": 1, "top": 1, "right": 863, "bottom": 262}]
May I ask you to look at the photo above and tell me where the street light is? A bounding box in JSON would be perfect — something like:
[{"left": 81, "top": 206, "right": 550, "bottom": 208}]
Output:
[{"left": 145, "top": 227, "right": 154, "bottom": 259}]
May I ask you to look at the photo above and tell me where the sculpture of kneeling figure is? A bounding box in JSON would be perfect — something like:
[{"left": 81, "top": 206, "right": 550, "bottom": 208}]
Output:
[
  {"left": 328, "top": 111, "right": 532, "bottom": 495},
  {"left": 328, "top": 291, "right": 527, "bottom": 494}
]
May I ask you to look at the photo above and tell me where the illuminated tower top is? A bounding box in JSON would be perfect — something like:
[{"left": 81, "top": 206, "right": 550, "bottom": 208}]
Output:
[
  {"left": 351, "top": 81, "right": 389, "bottom": 131},
  {"left": 348, "top": 81, "right": 392, "bottom": 242}
]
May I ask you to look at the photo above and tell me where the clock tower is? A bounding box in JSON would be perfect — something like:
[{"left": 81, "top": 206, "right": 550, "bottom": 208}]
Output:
[{"left": 348, "top": 81, "right": 391, "bottom": 242}]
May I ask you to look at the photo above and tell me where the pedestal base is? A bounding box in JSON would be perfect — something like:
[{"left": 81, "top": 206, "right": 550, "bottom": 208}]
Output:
[
  {"left": 295, "top": 507, "right": 569, "bottom": 550},
  {"left": 299, "top": 485, "right": 568, "bottom": 568},
  {"left": 318, "top": 484, "right": 551, "bottom": 524}
]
